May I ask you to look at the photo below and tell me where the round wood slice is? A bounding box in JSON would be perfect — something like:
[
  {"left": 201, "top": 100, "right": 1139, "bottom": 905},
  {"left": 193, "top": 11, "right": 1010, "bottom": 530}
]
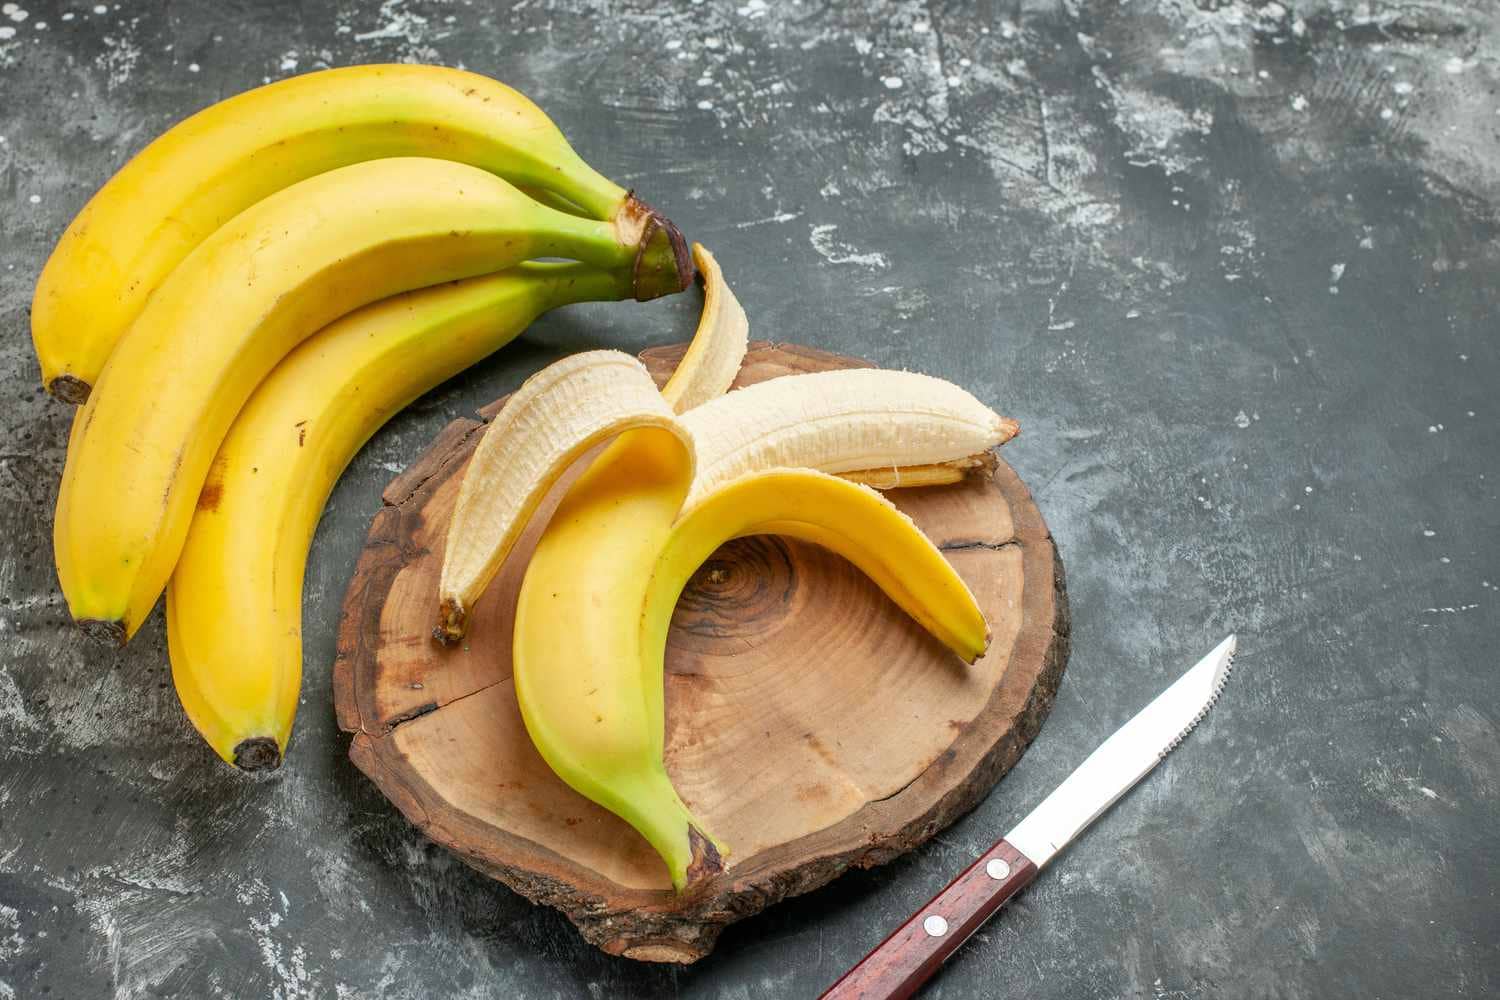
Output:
[{"left": 333, "top": 342, "right": 1069, "bottom": 964}]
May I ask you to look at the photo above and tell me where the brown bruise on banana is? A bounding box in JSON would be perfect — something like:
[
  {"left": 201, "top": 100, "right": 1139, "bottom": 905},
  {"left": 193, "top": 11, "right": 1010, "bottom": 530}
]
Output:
[{"left": 48, "top": 374, "right": 92, "bottom": 405}]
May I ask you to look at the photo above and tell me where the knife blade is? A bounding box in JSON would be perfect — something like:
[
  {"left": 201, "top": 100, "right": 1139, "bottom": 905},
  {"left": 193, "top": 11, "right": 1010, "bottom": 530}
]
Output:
[{"left": 820, "top": 634, "right": 1237, "bottom": 1000}]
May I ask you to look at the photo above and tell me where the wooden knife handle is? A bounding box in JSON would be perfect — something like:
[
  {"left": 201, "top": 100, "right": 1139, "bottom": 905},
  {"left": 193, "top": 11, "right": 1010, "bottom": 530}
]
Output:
[{"left": 819, "top": 839, "right": 1038, "bottom": 1000}]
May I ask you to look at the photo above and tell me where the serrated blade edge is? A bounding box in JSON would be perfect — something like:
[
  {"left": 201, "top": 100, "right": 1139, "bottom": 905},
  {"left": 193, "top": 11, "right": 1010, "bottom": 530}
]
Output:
[{"left": 1006, "top": 635, "right": 1238, "bottom": 867}]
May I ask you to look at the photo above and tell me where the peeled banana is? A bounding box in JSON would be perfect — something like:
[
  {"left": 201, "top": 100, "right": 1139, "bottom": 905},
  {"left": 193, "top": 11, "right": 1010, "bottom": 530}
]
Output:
[
  {"left": 31, "top": 63, "right": 685, "bottom": 402},
  {"left": 436, "top": 244, "right": 747, "bottom": 642},
  {"left": 55, "top": 156, "right": 689, "bottom": 646},
  {"left": 681, "top": 367, "right": 1020, "bottom": 505},
  {"left": 166, "top": 263, "right": 630, "bottom": 770},
  {"left": 435, "top": 351, "right": 687, "bottom": 643}
]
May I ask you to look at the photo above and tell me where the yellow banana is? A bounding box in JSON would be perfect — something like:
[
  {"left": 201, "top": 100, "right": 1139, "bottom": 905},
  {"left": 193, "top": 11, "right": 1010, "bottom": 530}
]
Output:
[
  {"left": 436, "top": 244, "right": 748, "bottom": 642},
  {"left": 166, "top": 263, "right": 630, "bottom": 771},
  {"left": 437, "top": 252, "right": 1014, "bottom": 887},
  {"left": 512, "top": 427, "right": 712, "bottom": 890},
  {"left": 639, "top": 468, "right": 990, "bottom": 756},
  {"left": 513, "top": 461, "right": 990, "bottom": 891},
  {"left": 56, "top": 156, "right": 687, "bottom": 646},
  {"left": 31, "top": 63, "right": 686, "bottom": 402}
]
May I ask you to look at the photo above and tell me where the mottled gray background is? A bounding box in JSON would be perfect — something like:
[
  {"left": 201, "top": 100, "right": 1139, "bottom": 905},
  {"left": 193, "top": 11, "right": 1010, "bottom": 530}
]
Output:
[{"left": 2, "top": 0, "right": 1497, "bottom": 997}]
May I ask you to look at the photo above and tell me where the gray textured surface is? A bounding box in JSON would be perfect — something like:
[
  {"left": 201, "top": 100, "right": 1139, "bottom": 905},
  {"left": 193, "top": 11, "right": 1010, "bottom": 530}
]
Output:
[{"left": 1, "top": 1, "right": 1497, "bottom": 997}]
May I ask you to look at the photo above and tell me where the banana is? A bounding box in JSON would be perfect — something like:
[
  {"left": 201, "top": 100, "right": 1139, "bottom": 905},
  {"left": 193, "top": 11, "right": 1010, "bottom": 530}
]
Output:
[
  {"left": 436, "top": 351, "right": 688, "bottom": 643},
  {"left": 436, "top": 245, "right": 748, "bottom": 642},
  {"left": 55, "top": 156, "right": 689, "bottom": 646},
  {"left": 638, "top": 467, "right": 990, "bottom": 760},
  {"left": 512, "top": 427, "right": 711, "bottom": 889},
  {"left": 165, "top": 263, "right": 630, "bottom": 771},
  {"left": 680, "top": 368, "right": 1020, "bottom": 506},
  {"left": 31, "top": 63, "right": 687, "bottom": 402},
  {"left": 429, "top": 249, "right": 1015, "bottom": 885},
  {"left": 513, "top": 461, "right": 991, "bottom": 890}
]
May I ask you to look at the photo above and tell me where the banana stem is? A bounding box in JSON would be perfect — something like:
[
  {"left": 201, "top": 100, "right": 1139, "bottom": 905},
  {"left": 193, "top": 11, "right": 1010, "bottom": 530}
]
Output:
[{"left": 537, "top": 198, "right": 690, "bottom": 303}]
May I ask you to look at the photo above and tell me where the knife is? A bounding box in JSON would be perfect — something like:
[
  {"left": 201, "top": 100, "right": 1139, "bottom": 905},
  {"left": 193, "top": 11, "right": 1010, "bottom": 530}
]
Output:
[{"left": 820, "top": 634, "right": 1237, "bottom": 1000}]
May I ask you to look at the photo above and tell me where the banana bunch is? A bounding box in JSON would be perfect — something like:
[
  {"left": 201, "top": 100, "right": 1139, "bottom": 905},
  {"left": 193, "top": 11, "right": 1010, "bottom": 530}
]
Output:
[
  {"left": 38, "top": 65, "right": 692, "bottom": 769},
  {"left": 439, "top": 251, "right": 1019, "bottom": 889}
]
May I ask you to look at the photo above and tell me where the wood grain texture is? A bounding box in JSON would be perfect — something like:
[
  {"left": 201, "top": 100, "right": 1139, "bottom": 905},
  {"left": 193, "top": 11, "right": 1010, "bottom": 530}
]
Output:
[{"left": 333, "top": 342, "right": 1070, "bottom": 963}]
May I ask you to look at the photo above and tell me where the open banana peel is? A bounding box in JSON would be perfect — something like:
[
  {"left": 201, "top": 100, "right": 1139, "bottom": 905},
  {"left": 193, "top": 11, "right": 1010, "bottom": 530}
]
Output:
[{"left": 440, "top": 244, "right": 1018, "bottom": 890}]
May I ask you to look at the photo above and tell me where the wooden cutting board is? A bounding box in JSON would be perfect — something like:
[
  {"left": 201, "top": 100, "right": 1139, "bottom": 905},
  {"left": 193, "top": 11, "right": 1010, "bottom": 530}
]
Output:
[{"left": 332, "top": 341, "right": 1069, "bottom": 963}]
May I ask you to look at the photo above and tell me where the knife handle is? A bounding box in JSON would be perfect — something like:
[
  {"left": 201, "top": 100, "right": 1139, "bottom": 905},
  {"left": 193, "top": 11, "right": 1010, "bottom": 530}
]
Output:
[{"left": 819, "top": 839, "right": 1037, "bottom": 1000}]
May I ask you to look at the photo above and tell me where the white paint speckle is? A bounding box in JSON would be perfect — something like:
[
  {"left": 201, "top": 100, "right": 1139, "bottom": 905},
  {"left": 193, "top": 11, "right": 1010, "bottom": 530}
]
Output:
[
  {"left": 1380, "top": 107, "right": 1394, "bottom": 121},
  {"left": 1393, "top": 81, "right": 1413, "bottom": 95},
  {"left": 1420, "top": 787, "right": 1438, "bottom": 799},
  {"left": 696, "top": 99, "right": 713, "bottom": 110},
  {"left": 809, "top": 223, "right": 890, "bottom": 270},
  {"left": 1440, "top": 556, "right": 1451, "bottom": 564},
  {"left": 1423, "top": 529, "right": 1436, "bottom": 537},
  {"left": 92, "top": 3, "right": 106, "bottom": 12},
  {"left": 1234, "top": 410, "right": 1252, "bottom": 429},
  {"left": 1292, "top": 94, "right": 1308, "bottom": 111},
  {"left": 188, "top": 62, "right": 199, "bottom": 72},
  {"left": 0, "top": 25, "right": 12, "bottom": 38},
  {"left": 1444, "top": 56, "right": 1467, "bottom": 74},
  {"left": 27, "top": 193, "right": 39, "bottom": 203},
  {"left": 1329, "top": 260, "right": 1345, "bottom": 294},
  {"left": 882, "top": 75, "right": 904, "bottom": 90}
]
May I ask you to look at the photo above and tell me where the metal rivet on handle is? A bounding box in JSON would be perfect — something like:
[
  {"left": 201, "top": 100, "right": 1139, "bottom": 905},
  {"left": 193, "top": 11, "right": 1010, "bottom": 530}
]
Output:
[
  {"left": 986, "top": 858, "right": 1012, "bottom": 881},
  {"left": 923, "top": 915, "right": 949, "bottom": 937}
]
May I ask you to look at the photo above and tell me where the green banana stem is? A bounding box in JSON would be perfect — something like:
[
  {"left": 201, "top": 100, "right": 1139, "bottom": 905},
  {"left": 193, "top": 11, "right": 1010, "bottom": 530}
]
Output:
[
  {"left": 605, "top": 766, "right": 727, "bottom": 891},
  {"left": 534, "top": 196, "right": 690, "bottom": 303}
]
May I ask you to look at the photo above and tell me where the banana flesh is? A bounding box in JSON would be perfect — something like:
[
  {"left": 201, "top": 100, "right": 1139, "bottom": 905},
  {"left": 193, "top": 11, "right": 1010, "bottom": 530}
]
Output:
[
  {"left": 30, "top": 64, "right": 685, "bottom": 401},
  {"left": 55, "top": 156, "right": 671, "bottom": 645},
  {"left": 436, "top": 350, "right": 691, "bottom": 643},
  {"left": 437, "top": 245, "right": 749, "bottom": 641},
  {"left": 680, "top": 369, "right": 1020, "bottom": 506},
  {"left": 166, "top": 263, "right": 629, "bottom": 770}
]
